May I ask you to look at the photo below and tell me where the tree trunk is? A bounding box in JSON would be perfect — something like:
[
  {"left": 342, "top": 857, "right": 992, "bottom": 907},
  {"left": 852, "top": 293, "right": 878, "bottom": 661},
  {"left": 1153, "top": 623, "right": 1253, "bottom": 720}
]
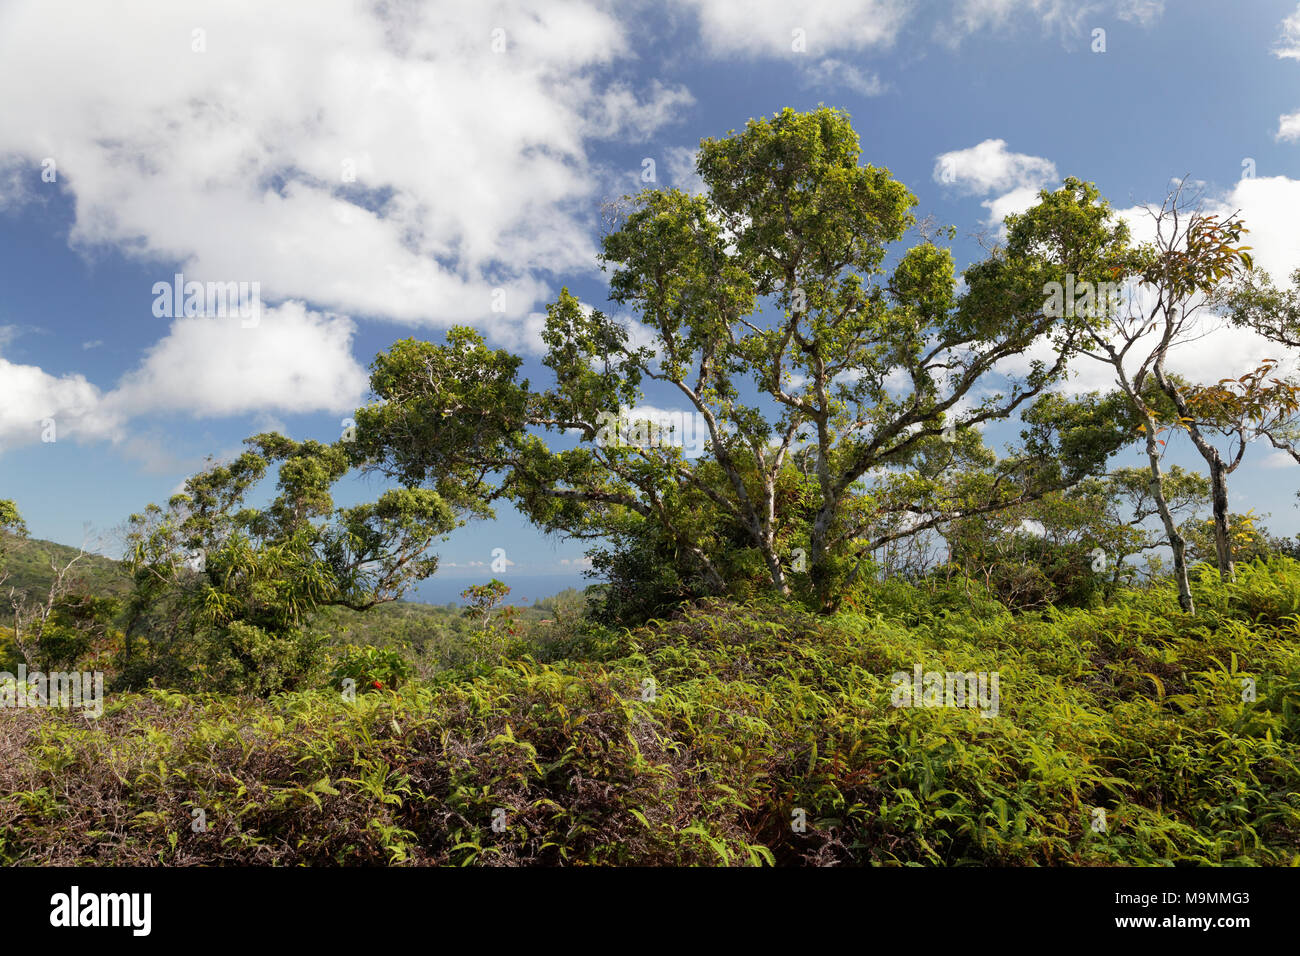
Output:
[
  {"left": 762, "top": 539, "right": 791, "bottom": 596},
  {"left": 1152, "top": 362, "right": 1235, "bottom": 583},
  {"left": 1145, "top": 448, "right": 1194, "bottom": 613},
  {"left": 1209, "top": 459, "right": 1235, "bottom": 582}
]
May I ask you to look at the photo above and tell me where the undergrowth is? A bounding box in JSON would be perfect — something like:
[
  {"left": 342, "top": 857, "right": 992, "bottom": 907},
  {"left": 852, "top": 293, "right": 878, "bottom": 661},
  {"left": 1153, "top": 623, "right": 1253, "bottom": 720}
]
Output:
[{"left": 2, "top": 559, "right": 1299, "bottom": 865}]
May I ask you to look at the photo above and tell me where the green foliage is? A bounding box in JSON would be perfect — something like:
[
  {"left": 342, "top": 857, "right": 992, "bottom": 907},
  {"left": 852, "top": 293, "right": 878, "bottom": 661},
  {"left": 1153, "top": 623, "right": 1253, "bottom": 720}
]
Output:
[
  {"left": 5, "top": 561, "right": 1300, "bottom": 866},
  {"left": 0, "top": 499, "right": 26, "bottom": 554},
  {"left": 120, "top": 432, "right": 456, "bottom": 695},
  {"left": 355, "top": 110, "right": 1136, "bottom": 613},
  {"left": 0, "top": 533, "right": 130, "bottom": 602},
  {"left": 944, "top": 465, "right": 1209, "bottom": 611},
  {"left": 1182, "top": 510, "right": 1281, "bottom": 568},
  {"left": 329, "top": 644, "right": 415, "bottom": 693}
]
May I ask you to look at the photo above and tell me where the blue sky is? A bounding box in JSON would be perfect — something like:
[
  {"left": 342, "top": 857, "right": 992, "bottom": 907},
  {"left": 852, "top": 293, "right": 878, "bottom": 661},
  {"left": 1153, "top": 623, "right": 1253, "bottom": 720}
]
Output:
[{"left": 1, "top": 0, "right": 1299, "bottom": 601}]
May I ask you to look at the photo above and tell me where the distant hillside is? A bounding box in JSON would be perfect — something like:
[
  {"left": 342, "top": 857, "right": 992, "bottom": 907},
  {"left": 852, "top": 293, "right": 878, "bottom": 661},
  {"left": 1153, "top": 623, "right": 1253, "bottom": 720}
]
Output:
[
  {"left": 0, "top": 532, "right": 573, "bottom": 645},
  {"left": 0, "top": 532, "right": 132, "bottom": 601}
]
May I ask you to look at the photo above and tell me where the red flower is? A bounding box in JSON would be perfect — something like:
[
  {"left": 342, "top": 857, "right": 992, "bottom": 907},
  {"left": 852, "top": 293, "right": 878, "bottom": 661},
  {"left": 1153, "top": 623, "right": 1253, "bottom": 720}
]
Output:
[{"left": 373, "top": 680, "right": 384, "bottom": 689}]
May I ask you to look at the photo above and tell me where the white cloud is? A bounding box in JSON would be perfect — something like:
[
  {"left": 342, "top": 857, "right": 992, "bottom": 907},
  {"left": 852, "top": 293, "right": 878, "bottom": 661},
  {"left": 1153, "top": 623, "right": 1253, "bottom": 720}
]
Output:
[
  {"left": 0, "top": 355, "right": 112, "bottom": 450},
  {"left": 993, "top": 178, "right": 1300, "bottom": 400},
  {"left": 1278, "top": 111, "right": 1300, "bottom": 143},
  {"left": 799, "top": 57, "right": 887, "bottom": 96},
  {"left": 940, "top": 0, "right": 1164, "bottom": 44},
  {"left": 934, "top": 139, "right": 1057, "bottom": 195},
  {"left": 1221, "top": 176, "right": 1300, "bottom": 285},
  {"left": 934, "top": 139, "right": 1056, "bottom": 228},
  {"left": 0, "top": 302, "right": 366, "bottom": 453},
  {"left": 1277, "top": 3, "right": 1300, "bottom": 60},
  {"left": 0, "top": 0, "right": 706, "bottom": 458},
  {"left": 682, "top": 0, "right": 1161, "bottom": 55},
  {"left": 107, "top": 302, "right": 367, "bottom": 419},
  {"left": 582, "top": 81, "right": 696, "bottom": 141},
  {"left": 980, "top": 185, "right": 1045, "bottom": 227},
  {"left": 0, "top": 0, "right": 691, "bottom": 336},
  {"left": 1006, "top": 313, "right": 1292, "bottom": 402},
  {"left": 679, "top": 0, "right": 911, "bottom": 56}
]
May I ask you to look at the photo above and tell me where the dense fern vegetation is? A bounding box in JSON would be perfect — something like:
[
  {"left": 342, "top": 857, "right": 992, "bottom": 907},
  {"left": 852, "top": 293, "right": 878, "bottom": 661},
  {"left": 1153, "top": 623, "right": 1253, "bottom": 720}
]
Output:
[{"left": 3, "top": 560, "right": 1298, "bottom": 866}]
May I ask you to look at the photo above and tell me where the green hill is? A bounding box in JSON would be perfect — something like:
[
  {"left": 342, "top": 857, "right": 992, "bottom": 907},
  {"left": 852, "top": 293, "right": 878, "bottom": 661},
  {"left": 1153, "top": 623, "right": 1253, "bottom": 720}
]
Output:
[{"left": 0, "top": 533, "right": 132, "bottom": 601}]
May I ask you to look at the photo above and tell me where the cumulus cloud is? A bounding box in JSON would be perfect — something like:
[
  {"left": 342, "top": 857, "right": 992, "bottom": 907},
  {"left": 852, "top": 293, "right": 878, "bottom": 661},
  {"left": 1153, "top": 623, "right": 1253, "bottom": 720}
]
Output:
[
  {"left": 1219, "top": 176, "right": 1300, "bottom": 285},
  {"left": 678, "top": 0, "right": 910, "bottom": 56},
  {"left": 107, "top": 302, "right": 367, "bottom": 419},
  {"left": 1277, "top": 3, "right": 1300, "bottom": 60},
  {"left": 934, "top": 139, "right": 1057, "bottom": 195},
  {"left": 0, "top": 0, "right": 690, "bottom": 334},
  {"left": 0, "top": 355, "right": 111, "bottom": 451},
  {"left": 0, "top": 0, "right": 705, "bottom": 458},
  {"left": 934, "top": 139, "right": 1057, "bottom": 227},
  {"left": 979, "top": 184, "right": 1048, "bottom": 225},
  {"left": 1, "top": 302, "right": 366, "bottom": 453},
  {"left": 1279, "top": 111, "right": 1300, "bottom": 143},
  {"left": 996, "top": 175, "right": 1300, "bottom": 400},
  {"left": 1106, "top": 181, "right": 1300, "bottom": 390}
]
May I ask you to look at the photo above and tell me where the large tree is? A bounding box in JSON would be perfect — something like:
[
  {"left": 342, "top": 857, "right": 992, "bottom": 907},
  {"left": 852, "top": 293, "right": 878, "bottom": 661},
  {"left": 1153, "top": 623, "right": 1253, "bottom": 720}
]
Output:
[{"left": 357, "top": 109, "right": 1133, "bottom": 612}]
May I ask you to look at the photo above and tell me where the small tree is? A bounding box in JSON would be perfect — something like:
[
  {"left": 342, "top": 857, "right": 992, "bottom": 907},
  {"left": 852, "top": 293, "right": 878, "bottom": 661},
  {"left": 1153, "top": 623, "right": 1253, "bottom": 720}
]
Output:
[
  {"left": 1066, "top": 184, "right": 1258, "bottom": 609},
  {"left": 1168, "top": 360, "right": 1300, "bottom": 580},
  {"left": 461, "top": 579, "right": 520, "bottom": 661},
  {"left": 122, "top": 433, "right": 457, "bottom": 694}
]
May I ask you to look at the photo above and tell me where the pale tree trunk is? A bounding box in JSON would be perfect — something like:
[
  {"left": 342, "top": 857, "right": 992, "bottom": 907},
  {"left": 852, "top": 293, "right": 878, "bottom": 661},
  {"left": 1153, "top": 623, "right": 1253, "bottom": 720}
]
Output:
[
  {"left": 758, "top": 475, "right": 791, "bottom": 596},
  {"left": 1143, "top": 438, "right": 1194, "bottom": 613},
  {"left": 758, "top": 520, "right": 791, "bottom": 596}
]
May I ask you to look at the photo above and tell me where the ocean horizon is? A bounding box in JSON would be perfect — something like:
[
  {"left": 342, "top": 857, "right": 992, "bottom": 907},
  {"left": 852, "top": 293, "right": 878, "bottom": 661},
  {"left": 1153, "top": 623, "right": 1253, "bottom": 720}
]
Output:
[{"left": 405, "top": 572, "right": 602, "bottom": 606}]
